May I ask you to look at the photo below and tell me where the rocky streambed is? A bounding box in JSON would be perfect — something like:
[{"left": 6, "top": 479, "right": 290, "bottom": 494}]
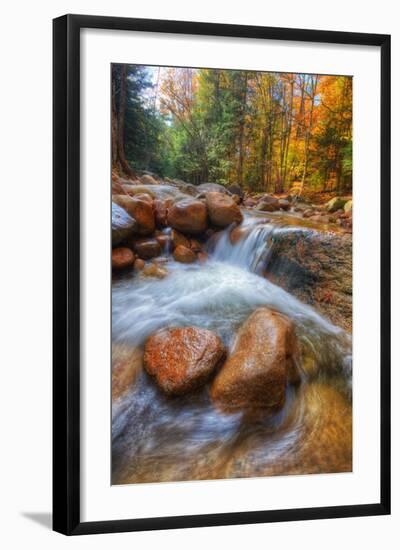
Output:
[{"left": 111, "top": 174, "right": 352, "bottom": 484}]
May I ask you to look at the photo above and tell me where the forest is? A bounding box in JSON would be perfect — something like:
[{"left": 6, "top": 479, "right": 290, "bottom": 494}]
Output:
[{"left": 112, "top": 64, "right": 352, "bottom": 195}]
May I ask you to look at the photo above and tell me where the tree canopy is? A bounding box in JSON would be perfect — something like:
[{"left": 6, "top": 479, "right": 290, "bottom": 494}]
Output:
[{"left": 112, "top": 64, "right": 352, "bottom": 194}]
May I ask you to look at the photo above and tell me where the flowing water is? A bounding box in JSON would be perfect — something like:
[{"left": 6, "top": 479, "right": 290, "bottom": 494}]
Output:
[{"left": 112, "top": 208, "right": 352, "bottom": 484}]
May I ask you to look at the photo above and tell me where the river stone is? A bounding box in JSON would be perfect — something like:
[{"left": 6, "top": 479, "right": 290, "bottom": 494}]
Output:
[
  {"left": 112, "top": 202, "right": 137, "bottom": 246},
  {"left": 144, "top": 327, "right": 226, "bottom": 395},
  {"left": 278, "top": 198, "right": 291, "bottom": 211},
  {"left": 197, "top": 182, "right": 231, "bottom": 195},
  {"left": 112, "top": 344, "right": 142, "bottom": 401},
  {"left": 154, "top": 198, "right": 173, "bottom": 227},
  {"left": 140, "top": 174, "right": 158, "bottom": 185},
  {"left": 112, "top": 179, "right": 128, "bottom": 196},
  {"left": 112, "top": 195, "right": 155, "bottom": 236},
  {"left": 227, "top": 184, "right": 244, "bottom": 201},
  {"left": 173, "top": 245, "right": 196, "bottom": 264},
  {"left": 325, "top": 197, "right": 347, "bottom": 213},
  {"left": 168, "top": 198, "right": 208, "bottom": 235},
  {"left": 210, "top": 308, "right": 300, "bottom": 412},
  {"left": 171, "top": 229, "right": 190, "bottom": 249},
  {"left": 205, "top": 192, "right": 243, "bottom": 227},
  {"left": 112, "top": 247, "right": 135, "bottom": 270},
  {"left": 132, "top": 238, "right": 162, "bottom": 260}
]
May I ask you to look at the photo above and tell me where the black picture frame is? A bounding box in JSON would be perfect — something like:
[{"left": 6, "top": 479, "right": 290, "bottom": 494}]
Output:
[{"left": 53, "top": 14, "right": 391, "bottom": 535}]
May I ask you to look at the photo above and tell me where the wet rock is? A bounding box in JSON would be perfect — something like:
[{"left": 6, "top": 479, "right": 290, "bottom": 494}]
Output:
[
  {"left": 112, "top": 195, "right": 155, "bottom": 236},
  {"left": 132, "top": 238, "right": 162, "bottom": 260},
  {"left": 205, "top": 191, "right": 243, "bottom": 227},
  {"left": 140, "top": 174, "right": 158, "bottom": 185},
  {"left": 134, "top": 258, "right": 145, "bottom": 271},
  {"left": 210, "top": 308, "right": 300, "bottom": 411},
  {"left": 229, "top": 225, "right": 250, "bottom": 244},
  {"left": 257, "top": 195, "right": 280, "bottom": 212},
  {"left": 112, "top": 344, "right": 142, "bottom": 401},
  {"left": 171, "top": 228, "right": 190, "bottom": 249},
  {"left": 243, "top": 197, "right": 257, "bottom": 208},
  {"left": 134, "top": 193, "right": 153, "bottom": 203},
  {"left": 173, "top": 245, "right": 197, "bottom": 263},
  {"left": 168, "top": 198, "right": 208, "bottom": 235},
  {"left": 227, "top": 184, "right": 244, "bottom": 202},
  {"left": 112, "top": 247, "right": 135, "bottom": 270},
  {"left": 265, "top": 228, "right": 352, "bottom": 331},
  {"left": 154, "top": 198, "right": 173, "bottom": 227},
  {"left": 197, "top": 182, "right": 231, "bottom": 195},
  {"left": 122, "top": 184, "right": 156, "bottom": 198},
  {"left": 142, "top": 263, "right": 168, "bottom": 278},
  {"left": 189, "top": 238, "right": 203, "bottom": 253},
  {"left": 325, "top": 197, "right": 347, "bottom": 213},
  {"left": 144, "top": 327, "right": 226, "bottom": 395},
  {"left": 155, "top": 233, "right": 171, "bottom": 251},
  {"left": 167, "top": 179, "right": 200, "bottom": 197},
  {"left": 112, "top": 202, "right": 137, "bottom": 246},
  {"left": 278, "top": 198, "right": 291, "bottom": 211}
]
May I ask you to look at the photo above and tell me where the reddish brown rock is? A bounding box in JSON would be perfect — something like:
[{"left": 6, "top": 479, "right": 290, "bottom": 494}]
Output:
[
  {"left": 134, "top": 193, "right": 153, "bottom": 203},
  {"left": 210, "top": 308, "right": 300, "bottom": 411},
  {"left": 113, "top": 195, "right": 155, "bottom": 236},
  {"left": 173, "top": 245, "right": 197, "bottom": 263},
  {"left": 168, "top": 199, "right": 208, "bottom": 235},
  {"left": 189, "top": 238, "right": 203, "bottom": 253},
  {"left": 171, "top": 228, "right": 190, "bottom": 249},
  {"left": 205, "top": 192, "right": 243, "bottom": 228},
  {"left": 134, "top": 258, "right": 145, "bottom": 271},
  {"left": 155, "top": 233, "right": 171, "bottom": 251},
  {"left": 133, "top": 238, "right": 162, "bottom": 260},
  {"left": 112, "top": 247, "right": 135, "bottom": 270},
  {"left": 154, "top": 198, "right": 173, "bottom": 228},
  {"left": 229, "top": 225, "right": 250, "bottom": 245},
  {"left": 144, "top": 327, "right": 226, "bottom": 395}
]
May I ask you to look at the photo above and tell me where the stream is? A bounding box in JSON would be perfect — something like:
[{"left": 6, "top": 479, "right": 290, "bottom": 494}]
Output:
[{"left": 112, "top": 203, "right": 352, "bottom": 484}]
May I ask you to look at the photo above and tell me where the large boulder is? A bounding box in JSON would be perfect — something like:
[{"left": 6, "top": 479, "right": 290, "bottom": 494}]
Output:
[
  {"left": 210, "top": 308, "right": 300, "bottom": 411},
  {"left": 112, "top": 202, "right": 137, "bottom": 246},
  {"left": 112, "top": 247, "right": 135, "bottom": 270},
  {"left": 265, "top": 228, "right": 352, "bottom": 331},
  {"left": 144, "top": 327, "right": 226, "bottom": 395},
  {"left": 325, "top": 197, "right": 347, "bottom": 213},
  {"left": 112, "top": 195, "right": 155, "bottom": 236},
  {"left": 168, "top": 198, "right": 208, "bottom": 235},
  {"left": 205, "top": 192, "right": 243, "bottom": 228}
]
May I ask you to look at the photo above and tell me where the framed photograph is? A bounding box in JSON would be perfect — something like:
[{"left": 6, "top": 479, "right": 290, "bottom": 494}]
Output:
[{"left": 53, "top": 14, "right": 391, "bottom": 535}]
